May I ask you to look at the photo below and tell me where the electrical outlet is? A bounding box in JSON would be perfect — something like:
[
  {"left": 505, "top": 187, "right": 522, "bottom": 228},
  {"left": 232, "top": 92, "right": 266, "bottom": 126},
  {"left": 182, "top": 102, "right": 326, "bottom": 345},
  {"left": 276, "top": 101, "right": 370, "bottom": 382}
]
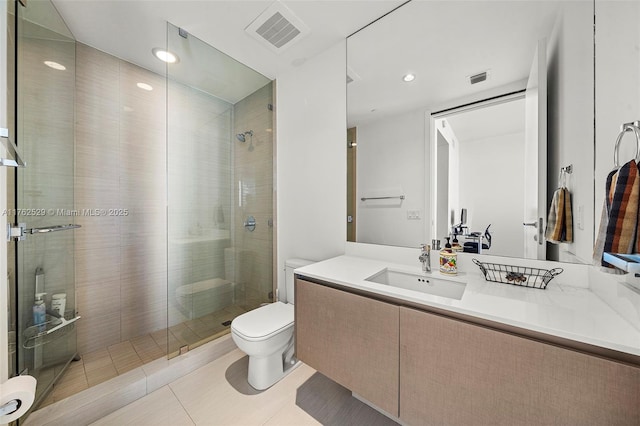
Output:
[
  {"left": 577, "top": 205, "right": 584, "bottom": 230},
  {"left": 407, "top": 210, "right": 421, "bottom": 220}
]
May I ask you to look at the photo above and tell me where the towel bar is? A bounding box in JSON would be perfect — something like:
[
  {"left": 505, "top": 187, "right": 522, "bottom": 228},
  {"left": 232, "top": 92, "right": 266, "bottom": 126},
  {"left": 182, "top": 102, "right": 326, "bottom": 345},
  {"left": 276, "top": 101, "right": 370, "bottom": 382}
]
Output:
[
  {"left": 614, "top": 121, "right": 640, "bottom": 168},
  {"left": 360, "top": 195, "right": 405, "bottom": 201}
]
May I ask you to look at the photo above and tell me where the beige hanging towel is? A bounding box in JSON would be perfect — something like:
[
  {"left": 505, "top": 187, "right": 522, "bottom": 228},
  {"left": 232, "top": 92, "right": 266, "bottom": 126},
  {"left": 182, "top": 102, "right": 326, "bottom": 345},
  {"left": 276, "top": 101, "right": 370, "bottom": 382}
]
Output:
[{"left": 546, "top": 187, "right": 573, "bottom": 243}]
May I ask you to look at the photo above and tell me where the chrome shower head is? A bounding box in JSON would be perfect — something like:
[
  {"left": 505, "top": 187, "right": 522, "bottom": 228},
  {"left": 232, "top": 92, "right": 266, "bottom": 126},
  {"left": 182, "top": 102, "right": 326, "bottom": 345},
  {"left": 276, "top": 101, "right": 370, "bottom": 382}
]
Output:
[
  {"left": 236, "top": 130, "right": 253, "bottom": 143},
  {"left": 236, "top": 133, "right": 246, "bottom": 142}
]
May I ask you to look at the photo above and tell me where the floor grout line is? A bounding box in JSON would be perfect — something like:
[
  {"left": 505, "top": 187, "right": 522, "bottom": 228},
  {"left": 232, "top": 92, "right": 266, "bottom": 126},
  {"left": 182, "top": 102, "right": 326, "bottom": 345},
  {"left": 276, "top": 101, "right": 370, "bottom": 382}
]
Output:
[{"left": 168, "top": 384, "right": 197, "bottom": 426}]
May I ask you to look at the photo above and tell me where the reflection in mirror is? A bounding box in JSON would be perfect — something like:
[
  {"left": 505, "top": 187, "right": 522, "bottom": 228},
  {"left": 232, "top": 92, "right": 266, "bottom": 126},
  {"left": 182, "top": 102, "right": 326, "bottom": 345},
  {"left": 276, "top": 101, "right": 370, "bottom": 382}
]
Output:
[
  {"left": 434, "top": 96, "right": 526, "bottom": 258},
  {"left": 347, "top": 0, "right": 594, "bottom": 264}
]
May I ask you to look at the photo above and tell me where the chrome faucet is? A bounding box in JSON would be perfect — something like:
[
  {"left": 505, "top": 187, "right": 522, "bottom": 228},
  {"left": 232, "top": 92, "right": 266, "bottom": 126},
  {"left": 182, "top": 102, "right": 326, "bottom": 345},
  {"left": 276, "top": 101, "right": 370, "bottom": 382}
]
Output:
[{"left": 419, "top": 244, "right": 431, "bottom": 272}]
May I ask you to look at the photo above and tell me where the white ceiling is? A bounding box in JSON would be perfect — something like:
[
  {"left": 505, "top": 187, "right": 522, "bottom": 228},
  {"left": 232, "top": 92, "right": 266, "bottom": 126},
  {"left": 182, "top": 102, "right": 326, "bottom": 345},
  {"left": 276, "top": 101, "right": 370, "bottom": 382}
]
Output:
[
  {"left": 50, "top": 0, "right": 405, "bottom": 83},
  {"left": 347, "top": 0, "right": 564, "bottom": 126}
]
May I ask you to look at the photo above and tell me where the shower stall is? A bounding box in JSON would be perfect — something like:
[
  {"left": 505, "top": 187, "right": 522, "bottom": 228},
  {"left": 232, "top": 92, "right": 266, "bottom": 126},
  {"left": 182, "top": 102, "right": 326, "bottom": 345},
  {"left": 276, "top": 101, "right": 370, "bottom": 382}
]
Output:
[
  {"left": 166, "top": 23, "right": 275, "bottom": 356},
  {"left": 6, "top": 0, "right": 275, "bottom": 418}
]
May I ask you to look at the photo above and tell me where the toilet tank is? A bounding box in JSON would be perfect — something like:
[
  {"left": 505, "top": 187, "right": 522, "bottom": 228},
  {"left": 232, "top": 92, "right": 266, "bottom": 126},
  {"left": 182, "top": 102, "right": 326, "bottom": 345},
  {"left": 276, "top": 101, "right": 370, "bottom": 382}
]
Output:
[{"left": 284, "top": 258, "right": 313, "bottom": 304}]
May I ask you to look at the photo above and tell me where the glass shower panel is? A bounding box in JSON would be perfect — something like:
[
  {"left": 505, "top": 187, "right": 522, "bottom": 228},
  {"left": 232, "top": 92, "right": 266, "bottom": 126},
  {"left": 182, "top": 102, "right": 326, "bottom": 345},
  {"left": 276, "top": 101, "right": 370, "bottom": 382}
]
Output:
[
  {"left": 15, "top": 0, "right": 77, "bottom": 408},
  {"left": 166, "top": 23, "right": 273, "bottom": 357},
  {"left": 7, "top": 0, "right": 17, "bottom": 379}
]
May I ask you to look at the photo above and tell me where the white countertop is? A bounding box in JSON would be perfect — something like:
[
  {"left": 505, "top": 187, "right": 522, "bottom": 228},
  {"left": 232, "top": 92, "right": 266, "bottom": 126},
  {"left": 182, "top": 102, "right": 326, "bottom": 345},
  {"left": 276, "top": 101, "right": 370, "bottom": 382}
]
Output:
[{"left": 295, "top": 255, "right": 640, "bottom": 357}]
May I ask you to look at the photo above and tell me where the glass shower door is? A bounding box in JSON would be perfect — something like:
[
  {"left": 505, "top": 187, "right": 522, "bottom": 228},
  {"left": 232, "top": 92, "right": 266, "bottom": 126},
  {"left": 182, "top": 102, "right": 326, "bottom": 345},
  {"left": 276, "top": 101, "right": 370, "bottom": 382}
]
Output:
[
  {"left": 166, "top": 23, "right": 274, "bottom": 357},
  {"left": 13, "top": 0, "right": 78, "bottom": 409}
]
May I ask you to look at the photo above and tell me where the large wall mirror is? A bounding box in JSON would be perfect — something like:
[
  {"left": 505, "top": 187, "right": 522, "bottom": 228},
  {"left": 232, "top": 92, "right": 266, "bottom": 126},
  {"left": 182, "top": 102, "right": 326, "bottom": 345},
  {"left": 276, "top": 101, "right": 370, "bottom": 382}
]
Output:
[{"left": 347, "top": 0, "right": 598, "bottom": 264}]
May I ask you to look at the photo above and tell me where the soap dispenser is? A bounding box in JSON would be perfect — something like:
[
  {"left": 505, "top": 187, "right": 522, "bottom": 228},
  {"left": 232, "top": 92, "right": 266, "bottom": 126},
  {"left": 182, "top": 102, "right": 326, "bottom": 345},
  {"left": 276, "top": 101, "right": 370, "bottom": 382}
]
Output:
[
  {"left": 439, "top": 237, "right": 458, "bottom": 275},
  {"left": 451, "top": 234, "right": 463, "bottom": 252}
]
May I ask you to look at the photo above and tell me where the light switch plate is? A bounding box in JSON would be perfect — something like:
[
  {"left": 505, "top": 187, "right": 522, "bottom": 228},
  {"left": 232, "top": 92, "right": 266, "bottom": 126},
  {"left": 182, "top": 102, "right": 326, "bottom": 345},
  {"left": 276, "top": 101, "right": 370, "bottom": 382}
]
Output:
[
  {"left": 407, "top": 210, "right": 421, "bottom": 220},
  {"left": 577, "top": 205, "right": 584, "bottom": 230}
]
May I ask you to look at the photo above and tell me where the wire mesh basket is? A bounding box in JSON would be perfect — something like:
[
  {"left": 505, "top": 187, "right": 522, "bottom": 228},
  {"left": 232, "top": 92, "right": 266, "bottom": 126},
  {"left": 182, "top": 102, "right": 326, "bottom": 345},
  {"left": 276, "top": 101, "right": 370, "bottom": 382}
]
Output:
[{"left": 472, "top": 259, "right": 563, "bottom": 290}]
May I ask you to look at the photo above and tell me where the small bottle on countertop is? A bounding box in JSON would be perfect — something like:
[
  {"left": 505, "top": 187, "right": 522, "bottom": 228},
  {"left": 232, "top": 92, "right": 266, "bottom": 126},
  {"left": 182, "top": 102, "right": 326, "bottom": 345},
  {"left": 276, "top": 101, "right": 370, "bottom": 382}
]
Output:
[{"left": 439, "top": 237, "right": 458, "bottom": 275}]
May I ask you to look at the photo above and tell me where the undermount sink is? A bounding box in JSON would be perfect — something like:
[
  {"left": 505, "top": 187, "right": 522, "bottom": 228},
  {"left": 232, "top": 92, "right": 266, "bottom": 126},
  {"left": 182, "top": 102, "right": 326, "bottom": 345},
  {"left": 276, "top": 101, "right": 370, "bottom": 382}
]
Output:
[{"left": 365, "top": 268, "right": 466, "bottom": 300}]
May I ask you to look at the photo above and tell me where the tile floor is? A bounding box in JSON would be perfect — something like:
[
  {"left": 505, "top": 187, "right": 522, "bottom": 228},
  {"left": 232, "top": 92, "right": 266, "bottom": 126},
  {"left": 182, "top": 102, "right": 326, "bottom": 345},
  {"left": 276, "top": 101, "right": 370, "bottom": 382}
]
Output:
[
  {"left": 90, "top": 349, "right": 398, "bottom": 426},
  {"left": 40, "top": 304, "right": 255, "bottom": 408}
]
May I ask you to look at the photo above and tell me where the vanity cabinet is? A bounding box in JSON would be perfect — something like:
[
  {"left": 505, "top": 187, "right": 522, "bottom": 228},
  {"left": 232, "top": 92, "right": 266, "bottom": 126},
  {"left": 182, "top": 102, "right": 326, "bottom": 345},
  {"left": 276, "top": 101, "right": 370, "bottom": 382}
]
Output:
[
  {"left": 295, "top": 278, "right": 399, "bottom": 416},
  {"left": 400, "top": 306, "right": 640, "bottom": 426},
  {"left": 296, "top": 277, "right": 640, "bottom": 426}
]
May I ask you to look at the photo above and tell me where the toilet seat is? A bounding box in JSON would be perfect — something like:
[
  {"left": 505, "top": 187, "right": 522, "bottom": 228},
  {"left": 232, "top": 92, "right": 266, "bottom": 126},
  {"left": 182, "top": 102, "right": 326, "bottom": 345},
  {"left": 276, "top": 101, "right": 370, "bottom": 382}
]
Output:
[{"left": 231, "top": 302, "right": 294, "bottom": 342}]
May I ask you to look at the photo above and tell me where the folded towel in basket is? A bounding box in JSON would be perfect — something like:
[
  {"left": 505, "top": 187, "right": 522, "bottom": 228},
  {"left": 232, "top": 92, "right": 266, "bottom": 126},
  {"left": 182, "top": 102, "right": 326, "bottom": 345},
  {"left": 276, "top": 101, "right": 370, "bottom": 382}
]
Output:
[{"left": 546, "top": 187, "right": 573, "bottom": 243}]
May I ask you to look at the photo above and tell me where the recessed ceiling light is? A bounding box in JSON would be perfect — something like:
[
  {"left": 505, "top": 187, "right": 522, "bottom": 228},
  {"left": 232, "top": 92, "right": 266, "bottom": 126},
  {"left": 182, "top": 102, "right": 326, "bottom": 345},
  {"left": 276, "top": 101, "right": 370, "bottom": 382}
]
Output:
[
  {"left": 152, "top": 48, "right": 179, "bottom": 64},
  {"left": 44, "top": 61, "right": 66, "bottom": 70},
  {"left": 402, "top": 73, "right": 416, "bottom": 82},
  {"left": 136, "top": 82, "right": 153, "bottom": 91}
]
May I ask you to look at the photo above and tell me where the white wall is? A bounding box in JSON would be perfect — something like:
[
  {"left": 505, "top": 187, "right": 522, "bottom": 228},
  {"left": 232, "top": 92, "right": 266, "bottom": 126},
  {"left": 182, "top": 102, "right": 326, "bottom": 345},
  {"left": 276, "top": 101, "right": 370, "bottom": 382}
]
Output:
[
  {"left": 547, "top": 1, "right": 594, "bottom": 263},
  {"left": 356, "top": 109, "right": 427, "bottom": 247},
  {"left": 458, "top": 132, "right": 525, "bottom": 257},
  {"left": 595, "top": 0, "right": 640, "bottom": 240},
  {"left": 276, "top": 41, "right": 347, "bottom": 299}
]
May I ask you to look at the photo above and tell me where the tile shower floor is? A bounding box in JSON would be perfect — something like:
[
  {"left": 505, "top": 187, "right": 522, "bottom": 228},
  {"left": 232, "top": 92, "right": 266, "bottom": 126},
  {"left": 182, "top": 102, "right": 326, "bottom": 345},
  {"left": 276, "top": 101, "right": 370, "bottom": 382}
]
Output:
[{"left": 40, "top": 304, "right": 255, "bottom": 408}]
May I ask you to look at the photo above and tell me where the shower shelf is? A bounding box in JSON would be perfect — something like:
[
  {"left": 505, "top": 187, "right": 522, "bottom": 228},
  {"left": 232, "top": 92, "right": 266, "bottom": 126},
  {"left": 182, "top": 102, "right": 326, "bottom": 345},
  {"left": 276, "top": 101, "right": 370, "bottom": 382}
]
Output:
[{"left": 22, "top": 314, "right": 81, "bottom": 349}]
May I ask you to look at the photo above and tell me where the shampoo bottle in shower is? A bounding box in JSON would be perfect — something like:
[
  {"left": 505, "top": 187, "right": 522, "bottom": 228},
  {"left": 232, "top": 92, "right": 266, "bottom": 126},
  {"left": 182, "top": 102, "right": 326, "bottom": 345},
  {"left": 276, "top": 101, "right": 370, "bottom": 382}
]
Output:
[{"left": 33, "top": 293, "right": 46, "bottom": 332}]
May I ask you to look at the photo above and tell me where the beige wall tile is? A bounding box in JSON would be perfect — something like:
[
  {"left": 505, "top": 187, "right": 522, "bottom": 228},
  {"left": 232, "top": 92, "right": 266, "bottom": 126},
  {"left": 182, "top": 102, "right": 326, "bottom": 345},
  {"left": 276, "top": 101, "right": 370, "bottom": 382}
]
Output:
[
  {"left": 73, "top": 45, "right": 273, "bottom": 360},
  {"left": 77, "top": 312, "right": 121, "bottom": 354},
  {"left": 75, "top": 247, "right": 120, "bottom": 287},
  {"left": 120, "top": 307, "right": 167, "bottom": 342},
  {"left": 77, "top": 280, "right": 120, "bottom": 318}
]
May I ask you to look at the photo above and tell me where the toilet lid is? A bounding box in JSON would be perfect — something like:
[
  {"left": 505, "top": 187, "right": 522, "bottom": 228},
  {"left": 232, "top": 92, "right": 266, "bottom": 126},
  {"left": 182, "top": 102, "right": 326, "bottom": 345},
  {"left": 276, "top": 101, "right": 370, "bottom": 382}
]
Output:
[{"left": 231, "top": 302, "right": 294, "bottom": 340}]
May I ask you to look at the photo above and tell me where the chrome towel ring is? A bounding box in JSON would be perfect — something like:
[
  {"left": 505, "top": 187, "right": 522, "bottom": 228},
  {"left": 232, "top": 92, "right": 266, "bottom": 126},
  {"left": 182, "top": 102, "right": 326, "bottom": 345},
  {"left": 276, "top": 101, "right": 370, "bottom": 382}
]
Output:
[{"left": 614, "top": 121, "right": 640, "bottom": 168}]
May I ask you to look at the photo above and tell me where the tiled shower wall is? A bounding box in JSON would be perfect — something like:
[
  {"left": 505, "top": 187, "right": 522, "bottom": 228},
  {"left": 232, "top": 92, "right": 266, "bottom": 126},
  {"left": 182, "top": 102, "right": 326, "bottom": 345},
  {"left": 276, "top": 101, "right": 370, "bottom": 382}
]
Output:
[
  {"left": 74, "top": 43, "right": 167, "bottom": 354},
  {"left": 232, "top": 84, "right": 274, "bottom": 304},
  {"left": 74, "top": 43, "right": 274, "bottom": 355}
]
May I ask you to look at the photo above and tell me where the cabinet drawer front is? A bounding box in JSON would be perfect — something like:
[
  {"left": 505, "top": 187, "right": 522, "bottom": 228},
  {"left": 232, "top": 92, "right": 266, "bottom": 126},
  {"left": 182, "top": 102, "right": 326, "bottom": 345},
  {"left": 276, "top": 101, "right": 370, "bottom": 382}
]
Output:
[
  {"left": 400, "top": 306, "right": 640, "bottom": 426},
  {"left": 296, "top": 279, "right": 399, "bottom": 416}
]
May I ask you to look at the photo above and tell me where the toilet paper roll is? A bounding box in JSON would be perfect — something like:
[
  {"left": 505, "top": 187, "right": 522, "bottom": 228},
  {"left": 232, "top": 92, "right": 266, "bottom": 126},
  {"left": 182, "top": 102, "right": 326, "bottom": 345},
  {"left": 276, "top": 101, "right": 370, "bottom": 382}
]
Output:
[{"left": 0, "top": 375, "right": 37, "bottom": 423}]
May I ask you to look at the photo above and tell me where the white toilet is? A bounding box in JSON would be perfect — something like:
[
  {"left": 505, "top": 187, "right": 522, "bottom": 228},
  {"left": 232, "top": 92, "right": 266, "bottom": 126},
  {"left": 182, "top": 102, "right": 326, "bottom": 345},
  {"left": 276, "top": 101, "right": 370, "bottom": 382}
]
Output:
[{"left": 231, "top": 258, "right": 313, "bottom": 390}]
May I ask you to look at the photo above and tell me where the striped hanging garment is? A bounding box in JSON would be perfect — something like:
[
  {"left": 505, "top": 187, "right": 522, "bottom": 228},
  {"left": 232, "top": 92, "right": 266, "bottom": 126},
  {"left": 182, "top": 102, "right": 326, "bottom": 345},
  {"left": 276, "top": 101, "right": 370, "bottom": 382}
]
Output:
[{"left": 593, "top": 159, "right": 640, "bottom": 267}]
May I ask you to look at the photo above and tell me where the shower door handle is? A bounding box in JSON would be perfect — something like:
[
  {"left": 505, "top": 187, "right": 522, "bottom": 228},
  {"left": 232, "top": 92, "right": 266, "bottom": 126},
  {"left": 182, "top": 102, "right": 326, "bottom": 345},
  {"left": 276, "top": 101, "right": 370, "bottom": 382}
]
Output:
[{"left": 244, "top": 216, "right": 256, "bottom": 232}]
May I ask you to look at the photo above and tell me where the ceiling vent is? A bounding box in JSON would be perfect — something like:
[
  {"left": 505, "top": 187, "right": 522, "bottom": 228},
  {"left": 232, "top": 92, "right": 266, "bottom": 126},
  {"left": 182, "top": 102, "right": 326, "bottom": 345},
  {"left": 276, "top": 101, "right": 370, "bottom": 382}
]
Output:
[
  {"left": 469, "top": 70, "right": 490, "bottom": 85},
  {"left": 246, "top": 1, "right": 310, "bottom": 54}
]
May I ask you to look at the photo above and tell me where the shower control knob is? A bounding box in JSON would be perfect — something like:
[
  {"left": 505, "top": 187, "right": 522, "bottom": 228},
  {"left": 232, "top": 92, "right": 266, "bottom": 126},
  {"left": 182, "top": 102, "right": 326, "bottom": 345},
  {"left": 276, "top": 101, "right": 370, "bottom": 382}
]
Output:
[{"left": 244, "top": 216, "right": 256, "bottom": 232}]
